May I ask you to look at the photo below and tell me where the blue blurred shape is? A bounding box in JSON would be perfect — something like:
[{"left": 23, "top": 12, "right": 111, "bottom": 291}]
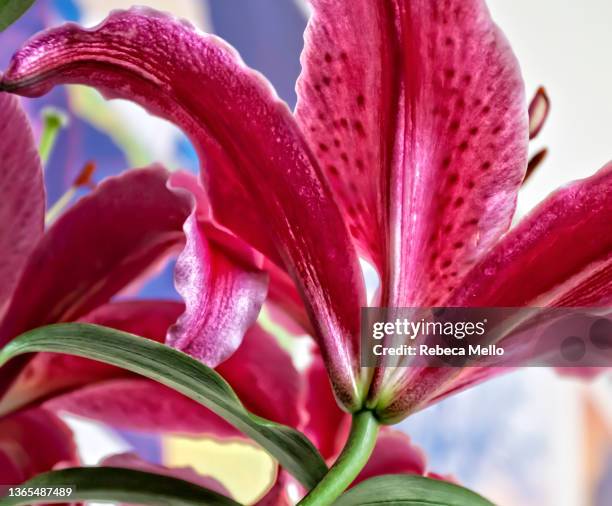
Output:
[{"left": 207, "top": 0, "right": 307, "bottom": 108}]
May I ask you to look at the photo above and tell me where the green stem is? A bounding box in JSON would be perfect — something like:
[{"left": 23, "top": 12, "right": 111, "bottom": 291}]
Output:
[
  {"left": 298, "top": 410, "right": 379, "bottom": 506},
  {"left": 39, "top": 107, "right": 68, "bottom": 165}
]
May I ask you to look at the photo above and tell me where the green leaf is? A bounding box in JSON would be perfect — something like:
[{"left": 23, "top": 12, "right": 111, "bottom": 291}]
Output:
[
  {"left": 334, "top": 475, "right": 495, "bottom": 506},
  {"left": 0, "top": 323, "right": 327, "bottom": 489},
  {"left": 0, "top": 0, "right": 35, "bottom": 31},
  {"left": 0, "top": 467, "right": 240, "bottom": 506}
]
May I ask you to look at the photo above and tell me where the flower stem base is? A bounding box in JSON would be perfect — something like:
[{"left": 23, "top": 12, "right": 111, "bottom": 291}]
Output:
[{"left": 297, "top": 410, "right": 379, "bottom": 506}]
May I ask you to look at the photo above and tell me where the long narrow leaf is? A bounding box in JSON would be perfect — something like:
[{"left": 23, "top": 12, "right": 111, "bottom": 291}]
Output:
[
  {"left": 335, "top": 475, "right": 495, "bottom": 506},
  {"left": 0, "top": 467, "right": 240, "bottom": 506},
  {"left": 0, "top": 323, "right": 327, "bottom": 489},
  {"left": 0, "top": 0, "right": 35, "bottom": 31}
]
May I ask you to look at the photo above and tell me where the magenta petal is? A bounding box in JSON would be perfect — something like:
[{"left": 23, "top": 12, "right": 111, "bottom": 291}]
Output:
[
  {"left": 296, "top": 1, "right": 396, "bottom": 271},
  {"left": 84, "top": 299, "right": 184, "bottom": 342},
  {"left": 102, "top": 453, "right": 230, "bottom": 497},
  {"left": 217, "top": 325, "right": 302, "bottom": 429},
  {"left": 265, "top": 259, "right": 313, "bottom": 336},
  {"left": 352, "top": 429, "right": 426, "bottom": 487},
  {"left": 383, "top": 164, "right": 612, "bottom": 419},
  {"left": 303, "top": 351, "right": 351, "bottom": 460},
  {"left": 1, "top": 8, "right": 366, "bottom": 407},
  {"left": 45, "top": 378, "right": 238, "bottom": 436},
  {"left": 0, "top": 93, "right": 44, "bottom": 320},
  {"left": 167, "top": 172, "right": 268, "bottom": 367},
  {"left": 45, "top": 325, "right": 301, "bottom": 434},
  {"left": 0, "top": 167, "right": 191, "bottom": 400},
  {"left": 0, "top": 166, "right": 191, "bottom": 344},
  {"left": 390, "top": 1, "right": 528, "bottom": 307},
  {"left": 450, "top": 163, "right": 612, "bottom": 307},
  {"left": 0, "top": 300, "right": 183, "bottom": 415},
  {"left": 0, "top": 407, "right": 78, "bottom": 484},
  {"left": 297, "top": 1, "right": 528, "bottom": 308}
]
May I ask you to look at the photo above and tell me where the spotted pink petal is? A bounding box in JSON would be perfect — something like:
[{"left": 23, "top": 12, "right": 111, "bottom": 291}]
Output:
[
  {"left": 0, "top": 407, "right": 78, "bottom": 484},
  {"left": 0, "top": 7, "right": 366, "bottom": 409},
  {"left": 450, "top": 162, "right": 612, "bottom": 307},
  {"left": 297, "top": 0, "right": 528, "bottom": 308},
  {"left": 45, "top": 325, "right": 301, "bottom": 434},
  {"left": 167, "top": 172, "right": 268, "bottom": 367},
  {"left": 0, "top": 300, "right": 182, "bottom": 415},
  {"left": 295, "top": 1, "right": 395, "bottom": 272},
  {"left": 102, "top": 453, "right": 230, "bottom": 497},
  {"left": 0, "top": 93, "right": 44, "bottom": 321},
  {"left": 380, "top": 163, "right": 612, "bottom": 419}
]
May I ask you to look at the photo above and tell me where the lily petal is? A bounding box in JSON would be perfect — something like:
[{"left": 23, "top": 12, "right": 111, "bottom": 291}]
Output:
[
  {"left": 0, "top": 407, "right": 78, "bottom": 484},
  {"left": 0, "top": 166, "right": 190, "bottom": 345},
  {"left": 0, "top": 300, "right": 183, "bottom": 416},
  {"left": 0, "top": 165, "right": 192, "bottom": 404},
  {"left": 46, "top": 378, "right": 237, "bottom": 437},
  {"left": 352, "top": 429, "right": 426, "bottom": 486},
  {"left": 296, "top": 0, "right": 528, "bottom": 307},
  {"left": 45, "top": 325, "right": 301, "bottom": 434},
  {"left": 167, "top": 172, "right": 268, "bottom": 366},
  {"left": 1, "top": 8, "right": 366, "bottom": 408},
  {"left": 265, "top": 259, "right": 312, "bottom": 336},
  {"left": 450, "top": 162, "right": 612, "bottom": 307},
  {"left": 0, "top": 93, "right": 44, "bottom": 320},
  {"left": 216, "top": 325, "right": 302, "bottom": 429},
  {"left": 295, "top": 1, "right": 395, "bottom": 271},
  {"left": 0, "top": 167, "right": 191, "bottom": 402},
  {"left": 381, "top": 163, "right": 612, "bottom": 420},
  {"left": 302, "top": 350, "right": 350, "bottom": 460},
  {"left": 392, "top": 0, "right": 528, "bottom": 307}
]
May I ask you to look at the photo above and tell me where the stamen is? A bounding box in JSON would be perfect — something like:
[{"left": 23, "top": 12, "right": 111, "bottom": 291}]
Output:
[
  {"left": 38, "top": 107, "right": 69, "bottom": 165},
  {"left": 45, "top": 161, "right": 97, "bottom": 225},
  {"left": 523, "top": 148, "right": 548, "bottom": 184},
  {"left": 73, "top": 160, "right": 97, "bottom": 189},
  {"left": 528, "top": 87, "right": 550, "bottom": 140}
]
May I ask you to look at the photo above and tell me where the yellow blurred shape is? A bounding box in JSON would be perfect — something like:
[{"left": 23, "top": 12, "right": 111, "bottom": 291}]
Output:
[{"left": 163, "top": 436, "right": 276, "bottom": 504}]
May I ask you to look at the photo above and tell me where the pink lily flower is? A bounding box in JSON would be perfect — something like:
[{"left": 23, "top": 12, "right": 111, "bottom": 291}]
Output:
[
  {"left": 2, "top": 1, "right": 610, "bottom": 427},
  {"left": 6, "top": 170, "right": 446, "bottom": 500}
]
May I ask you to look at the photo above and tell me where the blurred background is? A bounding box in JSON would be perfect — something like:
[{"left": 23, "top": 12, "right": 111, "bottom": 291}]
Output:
[{"left": 3, "top": 1, "right": 611, "bottom": 505}]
